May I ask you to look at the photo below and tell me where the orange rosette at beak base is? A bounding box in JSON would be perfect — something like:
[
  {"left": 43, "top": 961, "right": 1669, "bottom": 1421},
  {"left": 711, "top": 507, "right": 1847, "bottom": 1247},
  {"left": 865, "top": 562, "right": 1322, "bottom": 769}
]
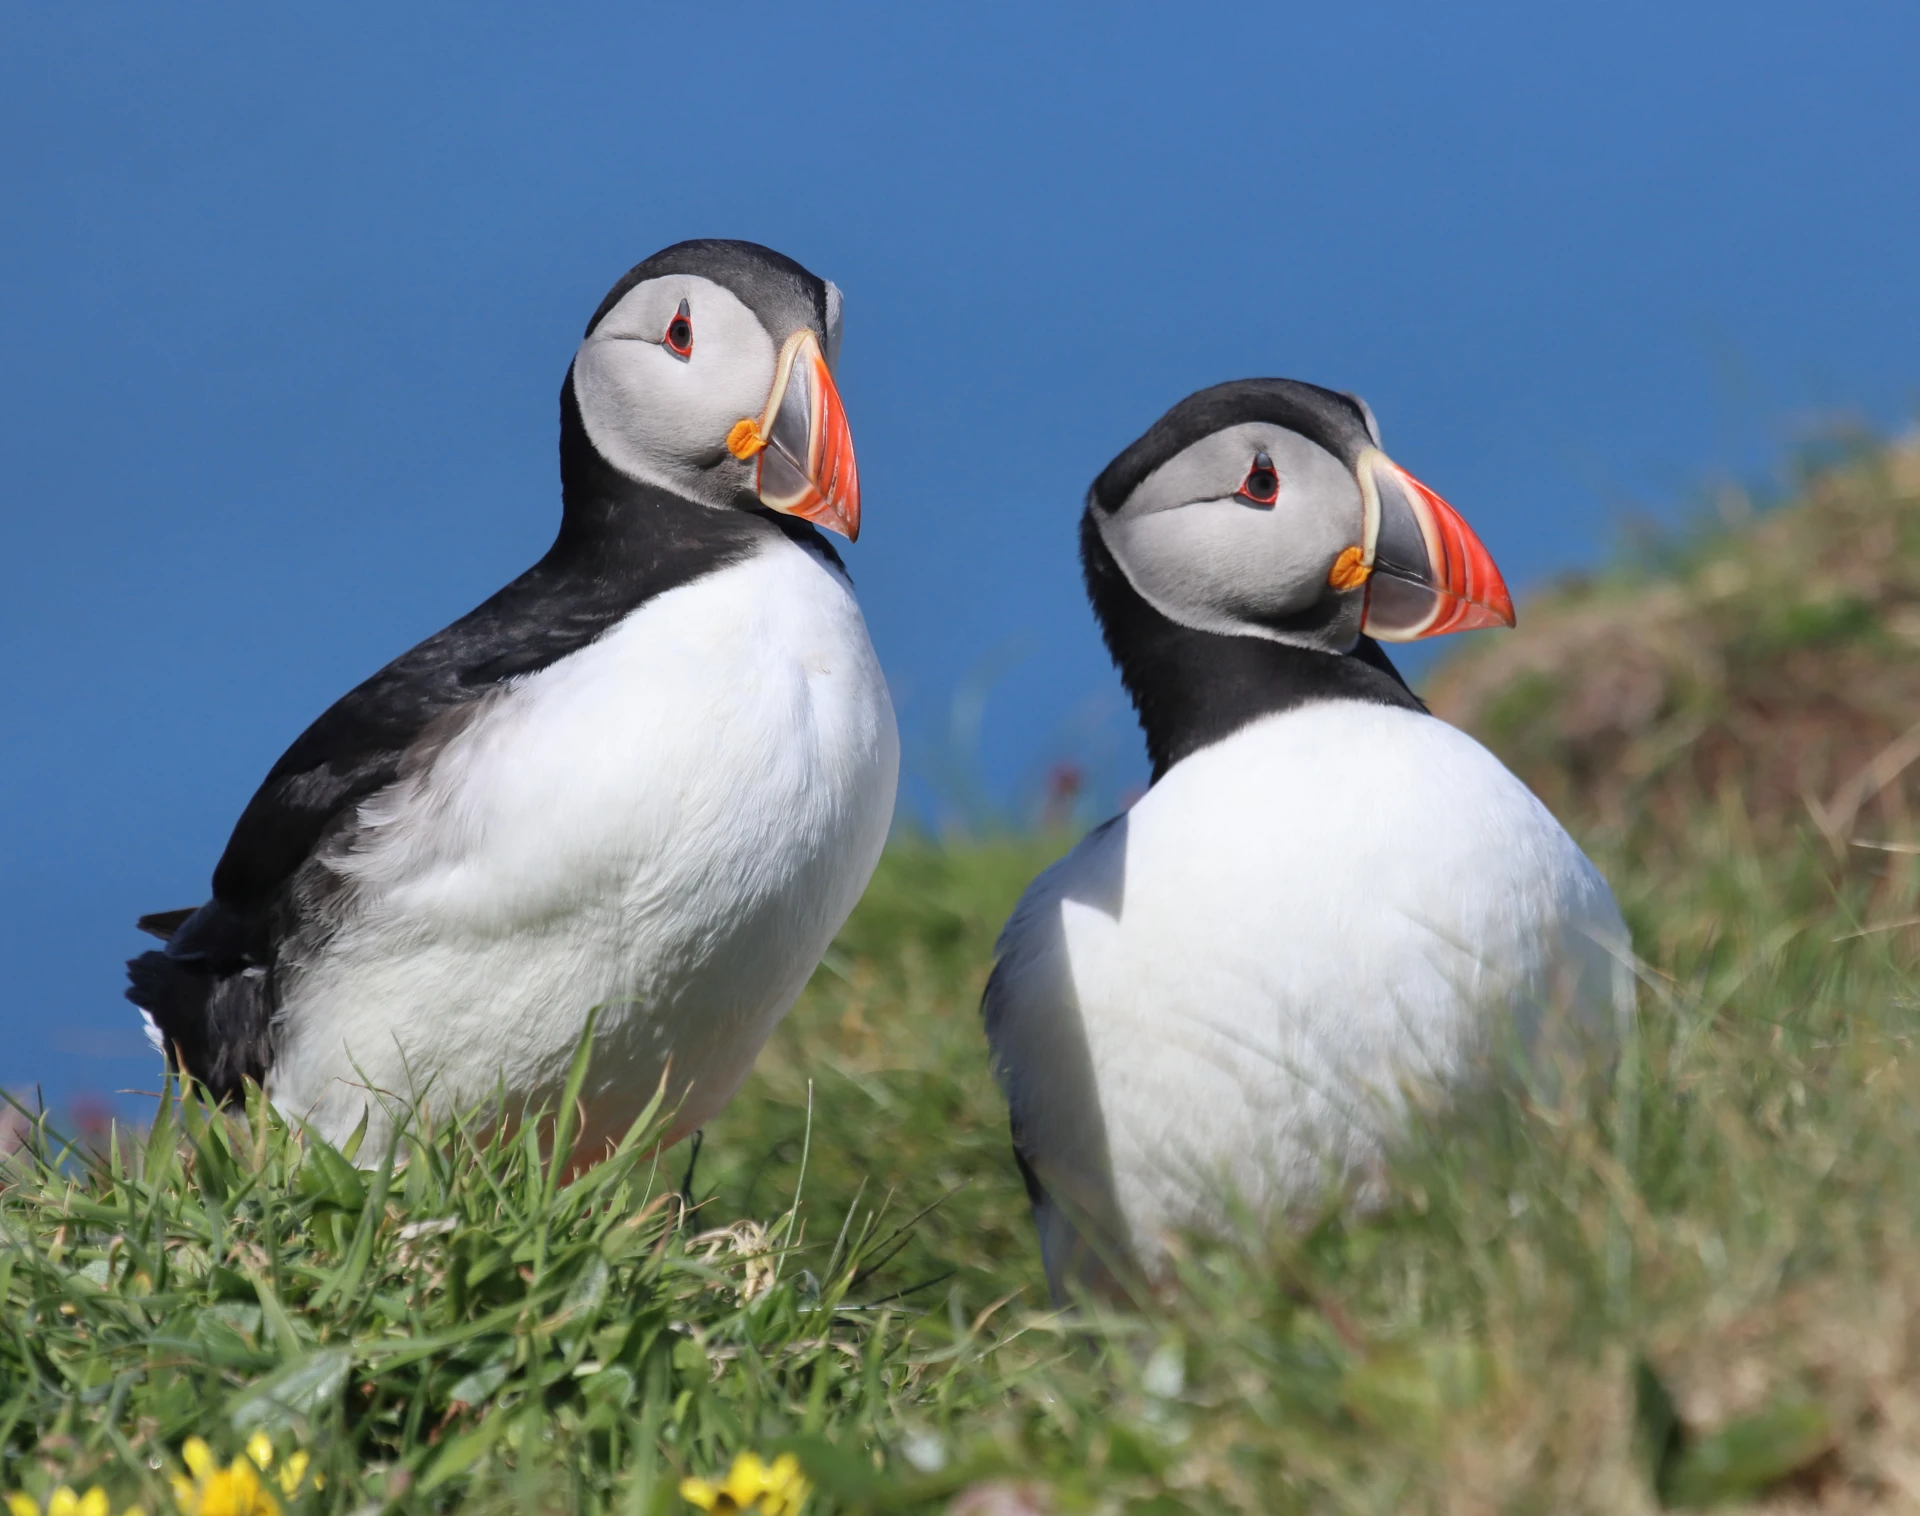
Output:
[
  {"left": 730, "top": 328, "right": 861, "bottom": 541},
  {"left": 1356, "top": 450, "right": 1515, "bottom": 642}
]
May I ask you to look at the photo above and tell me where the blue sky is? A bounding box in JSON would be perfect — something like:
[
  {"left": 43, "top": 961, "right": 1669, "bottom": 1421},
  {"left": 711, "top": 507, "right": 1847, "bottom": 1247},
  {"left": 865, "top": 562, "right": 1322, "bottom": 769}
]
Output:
[{"left": 3, "top": 1, "right": 1917, "bottom": 1108}]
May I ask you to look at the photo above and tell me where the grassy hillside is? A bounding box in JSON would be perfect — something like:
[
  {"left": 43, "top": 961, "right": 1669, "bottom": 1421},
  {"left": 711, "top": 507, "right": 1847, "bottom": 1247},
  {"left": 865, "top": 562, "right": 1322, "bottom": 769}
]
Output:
[
  {"left": 6, "top": 438, "right": 1920, "bottom": 1513},
  {"left": 1429, "top": 436, "right": 1920, "bottom": 862}
]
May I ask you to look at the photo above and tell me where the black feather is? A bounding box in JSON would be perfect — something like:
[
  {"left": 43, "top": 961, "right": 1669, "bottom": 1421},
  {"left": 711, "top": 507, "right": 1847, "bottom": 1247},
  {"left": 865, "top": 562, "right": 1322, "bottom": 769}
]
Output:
[
  {"left": 127, "top": 945, "right": 273, "bottom": 1101},
  {"left": 136, "top": 907, "right": 196, "bottom": 941}
]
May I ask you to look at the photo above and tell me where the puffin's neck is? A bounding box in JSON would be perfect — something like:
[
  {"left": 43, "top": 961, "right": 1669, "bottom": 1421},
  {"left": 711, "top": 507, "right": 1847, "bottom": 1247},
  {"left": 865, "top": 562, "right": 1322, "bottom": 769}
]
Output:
[
  {"left": 548, "top": 365, "right": 842, "bottom": 574},
  {"left": 1079, "top": 510, "right": 1425, "bottom": 782}
]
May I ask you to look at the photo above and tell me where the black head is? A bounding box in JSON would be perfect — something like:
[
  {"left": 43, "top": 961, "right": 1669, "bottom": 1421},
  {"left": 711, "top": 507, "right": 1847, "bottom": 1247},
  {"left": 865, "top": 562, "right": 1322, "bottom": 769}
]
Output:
[
  {"left": 583, "top": 239, "right": 841, "bottom": 363},
  {"left": 1091, "top": 378, "right": 1380, "bottom": 515}
]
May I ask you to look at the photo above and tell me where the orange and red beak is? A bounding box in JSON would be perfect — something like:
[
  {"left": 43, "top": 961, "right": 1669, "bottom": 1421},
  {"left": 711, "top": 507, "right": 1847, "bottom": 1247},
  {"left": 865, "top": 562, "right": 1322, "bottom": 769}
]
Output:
[
  {"left": 1353, "top": 449, "right": 1515, "bottom": 641},
  {"left": 727, "top": 328, "right": 861, "bottom": 540}
]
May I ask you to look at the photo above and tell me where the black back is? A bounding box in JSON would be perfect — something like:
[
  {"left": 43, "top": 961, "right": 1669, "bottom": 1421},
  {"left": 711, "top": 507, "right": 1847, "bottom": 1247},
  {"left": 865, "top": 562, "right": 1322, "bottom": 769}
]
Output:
[{"left": 208, "top": 374, "right": 836, "bottom": 918}]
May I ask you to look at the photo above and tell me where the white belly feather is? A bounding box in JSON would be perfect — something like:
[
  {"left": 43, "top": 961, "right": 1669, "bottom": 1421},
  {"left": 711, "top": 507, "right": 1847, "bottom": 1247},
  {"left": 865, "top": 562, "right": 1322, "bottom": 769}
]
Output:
[
  {"left": 268, "top": 538, "right": 898, "bottom": 1154},
  {"left": 986, "top": 702, "right": 1631, "bottom": 1293}
]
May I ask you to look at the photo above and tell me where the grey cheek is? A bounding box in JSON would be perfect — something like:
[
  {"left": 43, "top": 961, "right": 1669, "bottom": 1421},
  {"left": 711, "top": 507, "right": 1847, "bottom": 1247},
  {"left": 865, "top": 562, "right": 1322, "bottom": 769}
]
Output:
[
  {"left": 1130, "top": 503, "right": 1332, "bottom": 625},
  {"left": 1222, "top": 515, "right": 1330, "bottom": 619},
  {"left": 571, "top": 352, "right": 625, "bottom": 458}
]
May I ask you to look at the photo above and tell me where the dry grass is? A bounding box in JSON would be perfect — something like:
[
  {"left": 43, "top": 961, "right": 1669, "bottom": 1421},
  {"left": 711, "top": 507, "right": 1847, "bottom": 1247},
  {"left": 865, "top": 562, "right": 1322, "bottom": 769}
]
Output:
[{"left": 1429, "top": 436, "right": 1920, "bottom": 858}]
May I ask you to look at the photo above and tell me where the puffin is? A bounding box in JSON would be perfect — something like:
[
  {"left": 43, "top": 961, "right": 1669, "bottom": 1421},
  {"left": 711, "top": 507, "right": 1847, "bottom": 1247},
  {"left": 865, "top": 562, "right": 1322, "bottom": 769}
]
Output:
[
  {"left": 128, "top": 239, "right": 898, "bottom": 1162},
  {"left": 982, "top": 379, "right": 1631, "bottom": 1301}
]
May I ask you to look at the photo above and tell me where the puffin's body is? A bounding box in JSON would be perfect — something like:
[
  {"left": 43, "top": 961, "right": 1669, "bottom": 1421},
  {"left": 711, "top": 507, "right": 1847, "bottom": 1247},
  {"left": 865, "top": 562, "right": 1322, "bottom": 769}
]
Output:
[
  {"left": 129, "top": 240, "right": 897, "bottom": 1158},
  {"left": 984, "top": 380, "right": 1630, "bottom": 1300}
]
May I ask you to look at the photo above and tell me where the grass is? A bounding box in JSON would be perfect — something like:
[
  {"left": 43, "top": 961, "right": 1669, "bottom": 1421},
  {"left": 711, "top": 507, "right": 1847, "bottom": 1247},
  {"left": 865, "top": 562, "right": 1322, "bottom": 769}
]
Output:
[{"left": 8, "top": 440, "right": 1920, "bottom": 1512}]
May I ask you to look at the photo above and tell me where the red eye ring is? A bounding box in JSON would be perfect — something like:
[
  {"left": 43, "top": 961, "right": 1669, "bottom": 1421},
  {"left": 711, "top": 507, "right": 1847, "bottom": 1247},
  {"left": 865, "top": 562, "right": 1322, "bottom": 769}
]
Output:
[
  {"left": 663, "top": 298, "right": 693, "bottom": 359},
  {"left": 1238, "top": 451, "right": 1280, "bottom": 505}
]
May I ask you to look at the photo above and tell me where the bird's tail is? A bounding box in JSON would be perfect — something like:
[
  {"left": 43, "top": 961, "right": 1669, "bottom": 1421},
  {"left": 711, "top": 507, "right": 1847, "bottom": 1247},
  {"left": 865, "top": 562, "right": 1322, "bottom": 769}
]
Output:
[{"left": 125, "top": 909, "right": 273, "bottom": 1102}]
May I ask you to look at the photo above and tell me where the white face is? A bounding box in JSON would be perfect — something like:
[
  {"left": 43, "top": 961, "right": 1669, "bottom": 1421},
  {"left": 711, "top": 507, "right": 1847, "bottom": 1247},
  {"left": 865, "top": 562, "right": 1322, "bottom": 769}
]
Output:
[
  {"left": 1095, "top": 421, "right": 1368, "bottom": 650},
  {"left": 571, "top": 274, "right": 777, "bottom": 509}
]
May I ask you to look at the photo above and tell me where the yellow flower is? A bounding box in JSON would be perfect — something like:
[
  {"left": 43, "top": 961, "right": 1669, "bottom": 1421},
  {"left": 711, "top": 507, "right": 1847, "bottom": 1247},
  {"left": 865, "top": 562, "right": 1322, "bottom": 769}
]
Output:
[
  {"left": 169, "top": 1442, "right": 280, "bottom": 1516},
  {"left": 275, "top": 1457, "right": 313, "bottom": 1500},
  {"left": 236, "top": 1437, "right": 315, "bottom": 1499},
  {"left": 679, "top": 1452, "right": 809, "bottom": 1515},
  {"left": 7, "top": 1492, "right": 123, "bottom": 1516}
]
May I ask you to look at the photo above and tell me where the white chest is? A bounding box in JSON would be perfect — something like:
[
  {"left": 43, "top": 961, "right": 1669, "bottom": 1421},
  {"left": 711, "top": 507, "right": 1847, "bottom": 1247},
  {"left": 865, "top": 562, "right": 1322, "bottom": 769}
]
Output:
[
  {"left": 272, "top": 539, "right": 899, "bottom": 1150},
  {"left": 990, "top": 702, "right": 1629, "bottom": 1285}
]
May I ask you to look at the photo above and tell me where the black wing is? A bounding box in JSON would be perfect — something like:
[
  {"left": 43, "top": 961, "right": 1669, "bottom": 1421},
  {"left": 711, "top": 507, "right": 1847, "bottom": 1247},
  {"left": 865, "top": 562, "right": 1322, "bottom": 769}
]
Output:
[
  {"left": 207, "top": 494, "right": 832, "bottom": 917},
  {"left": 209, "top": 553, "right": 653, "bottom": 915},
  {"left": 127, "top": 546, "right": 685, "bottom": 1099}
]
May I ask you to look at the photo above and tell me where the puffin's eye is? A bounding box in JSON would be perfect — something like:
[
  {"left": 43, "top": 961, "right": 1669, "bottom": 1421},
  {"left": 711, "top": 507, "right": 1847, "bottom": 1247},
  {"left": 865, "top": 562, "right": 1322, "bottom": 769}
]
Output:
[
  {"left": 663, "top": 299, "right": 694, "bottom": 359},
  {"left": 1238, "top": 452, "right": 1280, "bottom": 505}
]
